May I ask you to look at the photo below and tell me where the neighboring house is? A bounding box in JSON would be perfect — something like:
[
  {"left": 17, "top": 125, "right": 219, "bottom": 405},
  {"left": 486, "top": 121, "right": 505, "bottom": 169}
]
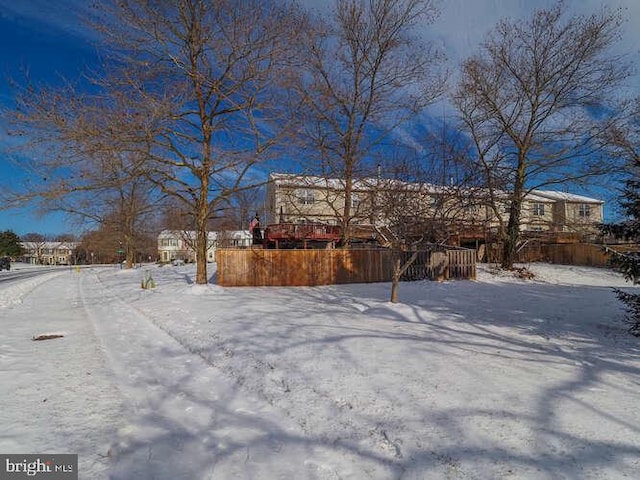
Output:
[
  {"left": 266, "top": 173, "right": 604, "bottom": 241},
  {"left": 157, "top": 230, "right": 252, "bottom": 263},
  {"left": 21, "top": 241, "right": 79, "bottom": 265},
  {"left": 523, "top": 190, "right": 604, "bottom": 234},
  {"left": 266, "top": 173, "right": 373, "bottom": 225},
  {"left": 215, "top": 230, "right": 254, "bottom": 248}
]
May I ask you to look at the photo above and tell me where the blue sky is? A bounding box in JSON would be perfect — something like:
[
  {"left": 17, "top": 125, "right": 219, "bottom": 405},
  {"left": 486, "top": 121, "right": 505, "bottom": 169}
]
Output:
[
  {"left": 0, "top": 0, "right": 638, "bottom": 235},
  {"left": 0, "top": 0, "right": 97, "bottom": 236}
]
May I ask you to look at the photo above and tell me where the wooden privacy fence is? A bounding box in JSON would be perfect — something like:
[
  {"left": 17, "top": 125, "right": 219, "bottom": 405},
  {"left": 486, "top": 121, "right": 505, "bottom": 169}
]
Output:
[
  {"left": 539, "top": 243, "right": 640, "bottom": 267},
  {"left": 542, "top": 243, "right": 609, "bottom": 267},
  {"left": 216, "top": 248, "right": 476, "bottom": 287},
  {"left": 400, "top": 249, "right": 477, "bottom": 282},
  {"left": 516, "top": 243, "right": 614, "bottom": 267},
  {"left": 514, "top": 242, "right": 640, "bottom": 267}
]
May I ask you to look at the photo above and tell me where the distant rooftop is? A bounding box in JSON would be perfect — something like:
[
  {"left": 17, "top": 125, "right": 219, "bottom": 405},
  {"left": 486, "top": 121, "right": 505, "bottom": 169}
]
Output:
[
  {"left": 269, "top": 173, "right": 604, "bottom": 204},
  {"left": 531, "top": 190, "right": 604, "bottom": 204}
]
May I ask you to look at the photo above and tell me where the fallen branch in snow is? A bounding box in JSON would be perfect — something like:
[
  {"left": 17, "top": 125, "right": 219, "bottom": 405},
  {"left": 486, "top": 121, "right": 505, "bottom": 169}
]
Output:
[
  {"left": 486, "top": 264, "right": 536, "bottom": 280},
  {"left": 513, "top": 267, "right": 535, "bottom": 280},
  {"left": 32, "top": 334, "right": 64, "bottom": 341}
]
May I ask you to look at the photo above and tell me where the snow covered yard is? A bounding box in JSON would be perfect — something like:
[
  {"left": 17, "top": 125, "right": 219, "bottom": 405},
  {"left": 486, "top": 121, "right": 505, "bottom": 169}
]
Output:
[{"left": 1, "top": 263, "right": 639, "bottom": 479}]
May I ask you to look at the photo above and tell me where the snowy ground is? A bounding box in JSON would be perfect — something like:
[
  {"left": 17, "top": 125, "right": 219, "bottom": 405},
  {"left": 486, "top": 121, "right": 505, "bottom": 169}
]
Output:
[{"left": 1, "top": 262, "right": 639, "bottom": 479}]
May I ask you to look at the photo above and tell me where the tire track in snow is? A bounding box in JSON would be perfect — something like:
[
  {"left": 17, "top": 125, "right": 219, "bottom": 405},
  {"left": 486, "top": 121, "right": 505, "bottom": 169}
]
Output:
[{"left": 83, "top": 269, "right": 359, "bottom": 479}]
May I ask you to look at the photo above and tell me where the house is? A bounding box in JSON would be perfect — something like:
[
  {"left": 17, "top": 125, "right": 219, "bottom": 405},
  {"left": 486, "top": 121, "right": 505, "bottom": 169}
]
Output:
[
  {"left": 215, "top": 230, "right": 254, "bottom": 248},
  {"left": 266, "top": 173, "right": 371, "bottom": 225},
  {"left": 21, "top": 241, "right": 79, "bottom": 265},
  {"left": 157, "top": 230, "right": 216, "bottom": 263},
  {"left": 157, "top": 230, "right": 252, "bottom": 263},
  {"left": 265, "top": 173, "right": 604, "bottom": 242},
  {"left": 522, "top": 190, "right": 604, "bottom": 234}
]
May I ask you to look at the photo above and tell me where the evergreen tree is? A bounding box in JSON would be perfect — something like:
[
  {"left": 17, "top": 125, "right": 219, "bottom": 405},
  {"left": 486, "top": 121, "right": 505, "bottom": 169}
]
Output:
[
  {"left": 601, "top": 158, "right": 640, "bottom": 336},
  {"left": 0, "top": 230, "right": 24, "bottom": 257}
]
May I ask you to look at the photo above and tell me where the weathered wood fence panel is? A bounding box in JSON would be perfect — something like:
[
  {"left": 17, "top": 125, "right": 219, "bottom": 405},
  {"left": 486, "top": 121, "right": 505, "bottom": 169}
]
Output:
[
  {"left": 515, "top": 243, "right": 610, "bottom": 267},
  {"left": 216, "top": 248, "right": 476, "bottom": 287},
  {"left": 400, "top": 250, "right": 476, "bottom": 281},
  {"left": 515, "top": 243, "right": 640, "bottom": 267},
  {"left": 446, "top": 249, "right": 478, "bottom": 280},
  {"left": 400, "top": 251, "right": 433, "bottom": 281},
  {"left": 541, "top": 243, "right": 609, "bottom": 267}
]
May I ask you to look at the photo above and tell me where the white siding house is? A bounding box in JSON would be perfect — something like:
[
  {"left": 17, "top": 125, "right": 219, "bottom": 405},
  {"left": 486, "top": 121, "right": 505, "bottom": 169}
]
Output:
[
  {"left": 266, "top": 173, "right": 604, "bottom": 237},
  {"left": 157, "top": 230, "right": 252, "bottom": 263},
  {"left": 21, "top": 241, "right": 79, "bottom": 265}
]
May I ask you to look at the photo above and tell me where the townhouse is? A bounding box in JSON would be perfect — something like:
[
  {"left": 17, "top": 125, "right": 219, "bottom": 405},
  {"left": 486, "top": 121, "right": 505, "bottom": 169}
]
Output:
[
  {"left": 20, "top": 241, "right": 80, "bottom": 265},
  {"left": 266, "top": 173, "right": 604, "bottom": 243}
]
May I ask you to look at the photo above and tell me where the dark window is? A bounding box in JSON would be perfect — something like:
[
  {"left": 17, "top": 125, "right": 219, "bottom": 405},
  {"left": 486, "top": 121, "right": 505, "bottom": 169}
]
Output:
[
  {"left": 297, "top": 189, "right": 315, "bottom": 205},
  {"left": 533, "top": 203, "right": 545, "bottom": 216},
  {"left": 579, "top": 204, "right": 591, "bottom": 218}
]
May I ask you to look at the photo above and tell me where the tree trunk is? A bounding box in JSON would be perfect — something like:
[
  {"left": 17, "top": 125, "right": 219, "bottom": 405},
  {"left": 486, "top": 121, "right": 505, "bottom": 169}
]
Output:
[
  {"left": 124, "top": 209, "right": 136, "bottom": 269},
  {"left": 501, "top": 204, "right": 522, "bottom": 269},
  {"left": 501, "top": 155, "right": 526, "bottom": 269},
  {"left": 390, "top": 256, "right": 401, "bottom": 303},
  {"left": 124, "top": 233, "right": 135, "bottom": 269},
  {"left": 341, "top": 167, "right": 353, "bottom": 246},
  {"left": 195, "top": 195, "right": 209, "bottom": 284},
  {"left": 390, "top": 250, "right": 418, "bottom": 303}
]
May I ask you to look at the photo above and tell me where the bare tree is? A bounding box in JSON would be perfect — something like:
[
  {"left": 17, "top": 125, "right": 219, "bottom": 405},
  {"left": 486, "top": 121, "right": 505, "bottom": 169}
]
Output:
[
  {"left": 221, "top": 187, "right": 265, "bottom": 231},
  {"left": 3, "top": 84, "right": 162, "bottom": 269},
  {"left": 374, "top": 144, "right": 476, "bottom": 302},
  {"left": 291, "top": 0, "right": 445, "bottom": 244},
  {"left": 605, "top": 98, "right": 640, "bottom": 166},
  {"left": 78, "top": 216, "right": 157, "bottom": 265},
  {"left": 94, "top": 0, "right": 302, "bottom": 283},
  {"left": 454, "top": 1, "right": 630, "bottom": 268}
]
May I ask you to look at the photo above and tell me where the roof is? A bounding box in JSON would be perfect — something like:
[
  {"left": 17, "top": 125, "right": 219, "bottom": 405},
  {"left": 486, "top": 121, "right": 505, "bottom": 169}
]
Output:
[
  {"left": 531, "top": 190, "right": 604, "bottom": 204},
  {"left": 217, "top": 230, "right": 252, "bottom": 240},
  {"left": 270, "top": 173, "right": 371, "bottom": 190},
  {"left": 269, "top": 173, "right": 604, "bottom": 204},
  {"left": 269, "top": 172, "right": 443, "bottom": 194},
  {"left": 21, "top": 241, "right": 79, "bottom": 250},
  {"left": 157, "top": 230, "right": 251, "bottom": 240},
  {"left": 158, "top": 230, "right": 217, "bottom": 240}
]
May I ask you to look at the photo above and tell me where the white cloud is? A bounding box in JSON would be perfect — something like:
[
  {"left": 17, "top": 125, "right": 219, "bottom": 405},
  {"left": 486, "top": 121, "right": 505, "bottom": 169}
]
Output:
[
  {"left": 0, "top": 0, "right": 97, "bottom": 41},
  {"left": 300, "top": 0, "right": 640, "bottom": 65}
]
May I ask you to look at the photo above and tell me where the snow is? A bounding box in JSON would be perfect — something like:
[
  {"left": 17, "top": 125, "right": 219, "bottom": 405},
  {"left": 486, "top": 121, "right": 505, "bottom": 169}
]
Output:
[
  {"left": 1, "top": 262, "right": 639, "bottom": 479},
  {"left": 0, "top": 268, "right": 66, "bottom": 308},
  {"left": 531, "top": 190, "right": 604, "bottom": 205}
]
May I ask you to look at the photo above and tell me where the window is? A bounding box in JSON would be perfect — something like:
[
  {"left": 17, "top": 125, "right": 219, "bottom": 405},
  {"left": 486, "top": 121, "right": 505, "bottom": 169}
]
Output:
[
  {"left": 532, "top": 203, "right": 545, "bottom": 216},
  {"left": 430, "top": 196, "right": 443, "bottom": 209},
  {"left": 351, "top": 194, "right": 361, "bottom": 209},
  {"left": 462, "top": 200, "right": 479, "bottom": 214},
  {"left": 579, "top": 204, "right": 591, "bottom": 218},
  {"left": 161, "top": 238, "right": 178, "bottom": 247},
  {"left": 297, "top": 189, "right": 315, "bottom": 205}
]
